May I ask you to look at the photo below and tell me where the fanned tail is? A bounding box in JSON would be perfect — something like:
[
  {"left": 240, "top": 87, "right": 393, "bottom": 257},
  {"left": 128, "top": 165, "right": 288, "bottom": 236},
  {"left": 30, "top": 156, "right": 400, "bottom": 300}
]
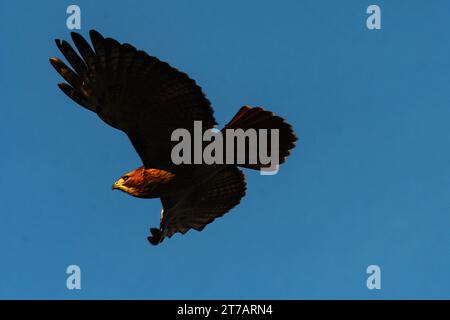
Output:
[{"left": 223, "top": 106, "right": 297, "bottom": 170}]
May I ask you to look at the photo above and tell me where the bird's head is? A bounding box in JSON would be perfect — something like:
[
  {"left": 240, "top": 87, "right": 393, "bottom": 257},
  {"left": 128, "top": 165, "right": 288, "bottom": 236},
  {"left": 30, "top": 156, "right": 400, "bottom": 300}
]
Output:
[{"left": 112, "top": 167, "right": 175, "bottom": 198}]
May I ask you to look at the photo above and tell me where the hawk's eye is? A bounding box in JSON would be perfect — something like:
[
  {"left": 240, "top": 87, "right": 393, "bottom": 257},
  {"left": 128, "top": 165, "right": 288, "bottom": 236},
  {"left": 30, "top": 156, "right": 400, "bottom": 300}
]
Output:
[{"left": 122, "top": 175, "right": 129, "bottom": 181}]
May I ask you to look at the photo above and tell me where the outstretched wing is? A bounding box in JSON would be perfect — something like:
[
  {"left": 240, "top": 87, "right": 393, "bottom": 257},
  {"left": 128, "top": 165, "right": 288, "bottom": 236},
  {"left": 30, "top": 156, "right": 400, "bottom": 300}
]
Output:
[
  {"left": 148, "top": 166, "right": 247, "bottom": 245},
  {"left": 50, "top": 30, "right": 216, "bottom": 172}
]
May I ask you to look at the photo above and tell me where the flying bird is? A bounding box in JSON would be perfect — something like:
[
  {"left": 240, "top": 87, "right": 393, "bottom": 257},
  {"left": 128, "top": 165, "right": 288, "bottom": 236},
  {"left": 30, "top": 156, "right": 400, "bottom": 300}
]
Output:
[{"left": 50, "top": 30, "right": 297, "bottom": 245}]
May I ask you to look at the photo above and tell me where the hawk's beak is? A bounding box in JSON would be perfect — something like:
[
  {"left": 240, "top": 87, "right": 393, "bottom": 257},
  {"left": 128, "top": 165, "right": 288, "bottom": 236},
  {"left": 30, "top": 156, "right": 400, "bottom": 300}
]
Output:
[{"left": 112, "top": 181, "right": 120, "bottom": 190}]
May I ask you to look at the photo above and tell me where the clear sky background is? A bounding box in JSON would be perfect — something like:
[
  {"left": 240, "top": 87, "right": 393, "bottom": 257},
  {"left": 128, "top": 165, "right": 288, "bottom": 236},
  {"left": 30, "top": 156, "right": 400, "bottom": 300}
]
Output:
[{"left": 1, "top": 0, "right": 449, "bottom": 299}]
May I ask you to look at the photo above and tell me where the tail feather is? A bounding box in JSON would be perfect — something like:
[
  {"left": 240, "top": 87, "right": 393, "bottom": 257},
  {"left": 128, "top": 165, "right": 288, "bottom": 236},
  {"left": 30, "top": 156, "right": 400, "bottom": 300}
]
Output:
[{"left": 223, "top": 106, "right": 297, "bottom": 170}]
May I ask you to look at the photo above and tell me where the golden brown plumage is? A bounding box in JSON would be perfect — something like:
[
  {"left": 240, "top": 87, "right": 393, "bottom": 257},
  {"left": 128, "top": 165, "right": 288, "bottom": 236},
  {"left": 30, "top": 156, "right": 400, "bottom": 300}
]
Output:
[
  {"left": 50, "top": 30, "right": 297, "bottom": 245},
  {"left": 112, "top": 167, "right": 176, "bottom": 198}
]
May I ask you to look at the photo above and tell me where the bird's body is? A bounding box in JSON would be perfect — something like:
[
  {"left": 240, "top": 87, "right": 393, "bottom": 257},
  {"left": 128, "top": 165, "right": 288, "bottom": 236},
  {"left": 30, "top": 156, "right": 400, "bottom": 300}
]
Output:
[
  {"left": 114, "top": 165, "right": 224, "bottom": 199},
  {"left": 50, "top": 30, "right": 297, "bottom": 245}
]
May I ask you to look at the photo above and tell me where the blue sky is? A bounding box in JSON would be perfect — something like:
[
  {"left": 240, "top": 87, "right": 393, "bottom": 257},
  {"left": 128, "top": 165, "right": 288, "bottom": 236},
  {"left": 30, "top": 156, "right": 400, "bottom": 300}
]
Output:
[{"left": 1, "top": 0, "right": 449, "bottom": 299}]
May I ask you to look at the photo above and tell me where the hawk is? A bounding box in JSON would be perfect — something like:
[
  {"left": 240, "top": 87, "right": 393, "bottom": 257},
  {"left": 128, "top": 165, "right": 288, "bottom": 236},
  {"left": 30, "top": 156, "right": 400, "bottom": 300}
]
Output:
[{"left": 50, "top": 30, "right": 297, "bottom": 245}]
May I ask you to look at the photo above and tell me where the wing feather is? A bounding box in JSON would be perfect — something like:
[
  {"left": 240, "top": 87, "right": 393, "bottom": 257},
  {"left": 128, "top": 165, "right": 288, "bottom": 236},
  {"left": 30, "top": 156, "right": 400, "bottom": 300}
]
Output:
[
  {"left": 50, "top": 30, "right": 217, "bottom": 171},
  {"left": 148, "top": 166, "right": 247, "bottom": 245}
]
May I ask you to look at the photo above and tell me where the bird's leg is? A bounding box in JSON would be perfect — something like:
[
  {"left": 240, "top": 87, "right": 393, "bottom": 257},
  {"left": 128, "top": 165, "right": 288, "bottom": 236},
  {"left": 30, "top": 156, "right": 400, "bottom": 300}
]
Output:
[
  {"left": 147, "top": 208, "right": 166, "bottom": 245},
  {"left": 147, "top": 228, "right": 164, "bottom": 245}
]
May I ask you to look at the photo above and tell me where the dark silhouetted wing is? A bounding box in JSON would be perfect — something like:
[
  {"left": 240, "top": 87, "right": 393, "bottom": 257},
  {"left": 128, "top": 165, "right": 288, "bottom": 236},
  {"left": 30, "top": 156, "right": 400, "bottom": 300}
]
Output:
[
  {"left": 50, "top": 30, "right": 216, "bottom": 171},
  {"left": 148, "top": 166, "right": 247, "bottom": 245}
]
